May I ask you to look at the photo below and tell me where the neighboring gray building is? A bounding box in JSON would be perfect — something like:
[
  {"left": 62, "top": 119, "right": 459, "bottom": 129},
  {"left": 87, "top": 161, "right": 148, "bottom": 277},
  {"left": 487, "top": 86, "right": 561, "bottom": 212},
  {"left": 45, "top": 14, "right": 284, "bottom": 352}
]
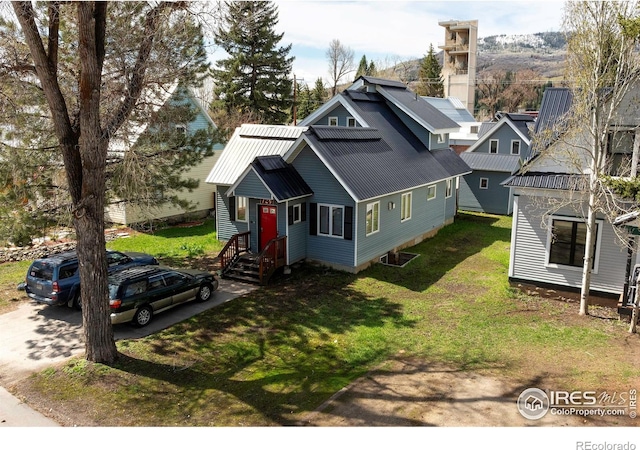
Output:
[{"left": 459, "top": 112, "right": 535, "bottom": 215}]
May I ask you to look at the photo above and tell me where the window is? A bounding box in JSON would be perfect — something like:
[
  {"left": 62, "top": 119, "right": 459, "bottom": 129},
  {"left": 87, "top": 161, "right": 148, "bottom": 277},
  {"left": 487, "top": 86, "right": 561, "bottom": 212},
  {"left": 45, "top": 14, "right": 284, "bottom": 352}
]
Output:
[
  {"left": 511, "top": 140, "right": 521, "bottom": 155},
  {"left": 445, "top": 179, "right": 453, "bottom": 198},
  {"left": 427, "top": 185, "right": 436, "bottom": 200},
  {"left": 437, "top": 134, "right": 445, "bottom": 144},
  {"left": 347, "top": 117, "right": 356, "bottom": 127},
  {"left": 547, "top": 218, "right": 600, "bottom": 270},
  {"left": 236, "top": 196, "right": 248, "bottom": 222},
  {"left": 479, "top": 178, "right": 489, "bottom": 189},
  {"left": 319, "top": 204, "right": 344, "bottom": 237},
  {"left": 489, "top": 139, "right": 498, "bottom": 154},
  {"left": 328, "top": 117, "right": 338, "bottom": 126},
  {"left": 366, "top": 202, "right": 380, "bottom": 235},
  {"left": 606, "top": 129, "right": 635, "bottom": 176},
  {"left": 175, "top": 124, "right": 187, "bottom": 135},
  {"left": 401, "top": 192, "right": 412, "bottom": 221},
  {"left": 470, "top": 126, "right": 479, "bottom": 134},
  {"left": 292, "top": 204, "right": 301, "bottom": 224}
]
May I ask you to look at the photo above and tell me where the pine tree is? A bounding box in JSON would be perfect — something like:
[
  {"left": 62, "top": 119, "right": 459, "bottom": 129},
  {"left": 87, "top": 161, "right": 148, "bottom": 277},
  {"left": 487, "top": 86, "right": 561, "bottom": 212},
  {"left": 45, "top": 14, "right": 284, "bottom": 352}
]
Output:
[
  {"left": 355, "top": 55, "right": 377, "bottom": 79},
  {"left": 311, "top": 77, "right": 328, "bottom": 109},
  {"left": 212, "top": 1, "right": 294, "bottom": 125},
  {"left": 416, "top": 44, "right": 444, "bottom": 97},
  {"left": 356, "top": 55, "right": 369, "bottom": 79}
]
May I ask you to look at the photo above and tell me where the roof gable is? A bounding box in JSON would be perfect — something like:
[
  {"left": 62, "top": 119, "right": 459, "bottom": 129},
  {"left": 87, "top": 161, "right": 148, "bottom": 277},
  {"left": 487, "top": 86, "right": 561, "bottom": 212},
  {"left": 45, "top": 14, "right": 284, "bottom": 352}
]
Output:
[
  {"left": 205, "top": 124, "right": 306, "bottom": 186},
  {"left": 229, "top": 155, "right": 313, "bottom": 202},
  {"left": 466, "top": 114, "right": 533, "bottom": 153}
]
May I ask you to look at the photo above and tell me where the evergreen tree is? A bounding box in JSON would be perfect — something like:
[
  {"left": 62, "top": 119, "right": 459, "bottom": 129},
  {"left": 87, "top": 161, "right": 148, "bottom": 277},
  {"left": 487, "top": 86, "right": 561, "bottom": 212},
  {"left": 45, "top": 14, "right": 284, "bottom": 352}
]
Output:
[
  {"left": 212, "top": 1, "right": 294, "bottom": 125},
  {"left": 311, "top": 77, "right": 328, "bottom": 109},
  {"left": 296, "top": 83, "right": 313, "bottom": 121},
  {"left": 355, "top": 55, "right": 377, "bottom": 79},
  {"left": 416, "top": 44, "right": 444, "bottom": 97},
  {"left": 356, "top": 55, "right": 369, "bottom": 79}
]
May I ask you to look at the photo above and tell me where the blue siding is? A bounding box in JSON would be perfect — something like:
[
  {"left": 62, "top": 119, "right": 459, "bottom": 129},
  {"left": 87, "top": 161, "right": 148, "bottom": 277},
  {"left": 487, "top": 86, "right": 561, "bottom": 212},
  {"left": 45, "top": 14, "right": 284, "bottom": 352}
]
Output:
[
  {"left": 216, "top": 186, "right": 248, "bottom": 241},
  {"left": 292, "top": 146, "right": 355, "bottom": 267},
  {"left": 235, "top": 170, "right": 272, "bottom": 200},
  {"left": 459, "top": 171, "right": 512, "bottom": 215},
  {"left": 475, "top": 123, "right": 529, "bottom": 157},
  {"left": 287, "top": 200, "right": 308, "bottom": 264},
  {"left": 356, "top": 181, "right": 449, "bottom": 266},
  {"left": 307, "top": 104, "right": 361, "bottom": 127}
]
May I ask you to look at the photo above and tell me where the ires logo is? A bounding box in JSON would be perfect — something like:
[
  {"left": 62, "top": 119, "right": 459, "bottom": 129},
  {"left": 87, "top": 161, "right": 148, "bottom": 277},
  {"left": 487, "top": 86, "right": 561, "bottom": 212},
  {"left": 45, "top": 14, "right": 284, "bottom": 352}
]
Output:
[
  {"left": 549, "top": 390, "right": 598, "bottom": 406},
  {"left": 517, "top": 388, "right": 637, "bottom": 420}
]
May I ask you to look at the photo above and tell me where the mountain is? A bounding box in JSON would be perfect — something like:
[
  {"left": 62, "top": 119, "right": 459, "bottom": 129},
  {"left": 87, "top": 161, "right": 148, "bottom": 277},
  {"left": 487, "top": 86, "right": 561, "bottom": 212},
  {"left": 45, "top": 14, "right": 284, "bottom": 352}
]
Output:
[
  {"left": 381, "top": 31, "right": 567, "bottom": 84},
  {"left": 476, "top": 31, "right": 567, "bottom": 79}
]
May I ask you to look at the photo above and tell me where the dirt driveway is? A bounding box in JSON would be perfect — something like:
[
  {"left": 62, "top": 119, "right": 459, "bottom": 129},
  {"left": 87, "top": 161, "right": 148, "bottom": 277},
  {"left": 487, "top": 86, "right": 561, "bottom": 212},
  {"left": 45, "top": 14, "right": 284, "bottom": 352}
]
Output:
[{"left": 299, "top": 358, "right": 635, "bottom": 427}]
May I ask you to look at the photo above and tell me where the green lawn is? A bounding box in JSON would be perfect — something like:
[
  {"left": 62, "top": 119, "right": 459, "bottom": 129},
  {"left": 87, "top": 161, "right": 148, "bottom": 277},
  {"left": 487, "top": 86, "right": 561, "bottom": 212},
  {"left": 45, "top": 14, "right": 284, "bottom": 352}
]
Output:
[{"left": 11, "top": 212, "right": 640, "bottom": 426}]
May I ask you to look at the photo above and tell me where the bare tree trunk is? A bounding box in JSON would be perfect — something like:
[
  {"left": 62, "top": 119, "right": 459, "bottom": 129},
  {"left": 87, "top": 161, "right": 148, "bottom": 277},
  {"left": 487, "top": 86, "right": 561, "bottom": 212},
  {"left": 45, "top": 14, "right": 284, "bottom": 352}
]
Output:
[
  {"left": 580, "top": 109, "right": 600, "bottom": 316},
  {"left": 76, "top": 2, "right": 117, "bottom": 363},
  {"left": 630, "top": 278, "right": 639, "bottom": 334}
]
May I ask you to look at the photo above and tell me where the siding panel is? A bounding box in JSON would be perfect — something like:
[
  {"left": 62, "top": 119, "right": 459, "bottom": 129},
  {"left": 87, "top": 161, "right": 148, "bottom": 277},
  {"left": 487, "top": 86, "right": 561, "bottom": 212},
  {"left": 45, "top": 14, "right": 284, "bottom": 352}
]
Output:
[{"left": 512, "top": 195, "right": 628, "bottom": 294}]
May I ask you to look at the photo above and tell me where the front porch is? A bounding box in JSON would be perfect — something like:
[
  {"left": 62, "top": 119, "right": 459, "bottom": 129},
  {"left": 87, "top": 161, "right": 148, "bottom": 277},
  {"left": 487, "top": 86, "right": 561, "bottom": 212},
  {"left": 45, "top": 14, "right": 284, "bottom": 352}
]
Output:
[{"left": 217, "top": 231, "right": 287, "bottom": 285}]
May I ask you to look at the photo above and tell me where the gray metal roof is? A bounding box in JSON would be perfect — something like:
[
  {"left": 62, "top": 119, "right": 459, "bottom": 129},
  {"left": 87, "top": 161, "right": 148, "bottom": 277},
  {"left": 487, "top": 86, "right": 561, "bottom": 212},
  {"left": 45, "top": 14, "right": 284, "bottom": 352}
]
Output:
[
  {"left": 534, "top": 88, "right": 573, "bottom": 135},
  {"left": 377, "top": 85, "right": 461, "bottom": 133},
  {"left": 460, "top": 153, "right": 521, "bottom": 173},
  {"left": 477, "top": 122, "right": 496, "bottom": 139},
  {"left": 300, "top": 91, "right": 471, "bottom": 202},
  {"left": 501, "top": 172, "right": 587, "bottom": 190},
  {"left": 250, "top": 156, "right": 313, "bottom": 202},
  {"left": 205, "top": 124, "right": 306, "bottom": 186},
  {"left": 423, "top": 97, "right": 476, "bottom": 125}
]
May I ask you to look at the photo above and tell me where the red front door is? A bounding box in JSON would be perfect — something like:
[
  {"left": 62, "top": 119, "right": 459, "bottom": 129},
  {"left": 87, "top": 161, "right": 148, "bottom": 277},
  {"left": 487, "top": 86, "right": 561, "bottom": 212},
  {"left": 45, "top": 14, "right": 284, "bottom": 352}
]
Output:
[{"left": 259, "top": 205, "right": 278, "bottom": 250}]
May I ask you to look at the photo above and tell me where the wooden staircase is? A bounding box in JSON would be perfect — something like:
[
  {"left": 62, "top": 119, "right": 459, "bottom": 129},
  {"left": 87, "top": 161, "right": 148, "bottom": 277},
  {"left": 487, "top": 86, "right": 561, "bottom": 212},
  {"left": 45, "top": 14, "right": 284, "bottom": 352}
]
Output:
[{"left": 218, "top": 232, "right": 287, "bottom": 285}]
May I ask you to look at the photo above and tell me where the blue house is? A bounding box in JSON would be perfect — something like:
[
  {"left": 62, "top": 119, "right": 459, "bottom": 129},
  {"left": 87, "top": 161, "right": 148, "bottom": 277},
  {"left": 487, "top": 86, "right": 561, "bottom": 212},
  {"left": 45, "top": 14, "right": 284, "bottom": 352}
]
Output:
[
  {"left": 206, "top": 77, "right": 471, "bottom": 283},
  {"left": 458, "top": 113, "right": 535, "bottom": 215}
]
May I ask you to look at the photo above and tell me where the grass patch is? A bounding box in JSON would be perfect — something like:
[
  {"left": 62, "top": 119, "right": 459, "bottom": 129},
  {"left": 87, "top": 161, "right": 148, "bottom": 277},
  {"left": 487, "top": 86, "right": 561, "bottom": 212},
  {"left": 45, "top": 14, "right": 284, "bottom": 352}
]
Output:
[
  {"left": 0, "top": 260, "right": 30, "bottom": 313},
  {"left": 12, "top": 212, "right": 640, "bottom": 426},
  {"left": 107, "top": 219, "right": 222, "bottom": 266}
]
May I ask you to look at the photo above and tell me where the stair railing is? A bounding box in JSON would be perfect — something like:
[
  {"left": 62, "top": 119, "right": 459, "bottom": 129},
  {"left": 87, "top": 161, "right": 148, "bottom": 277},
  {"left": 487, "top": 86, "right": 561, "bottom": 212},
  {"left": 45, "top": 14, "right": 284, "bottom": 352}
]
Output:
[
  {"left": 218, "top": 231, "right": 250, "bottom": 274},
  {"left": 257, "top": 235, "right": 287, "bottom": 285}
]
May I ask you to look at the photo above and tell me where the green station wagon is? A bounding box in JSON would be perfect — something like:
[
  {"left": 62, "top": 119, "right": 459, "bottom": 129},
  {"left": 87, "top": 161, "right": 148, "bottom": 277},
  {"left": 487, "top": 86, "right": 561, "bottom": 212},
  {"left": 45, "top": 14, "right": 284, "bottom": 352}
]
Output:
[{"left": 108, "top": 265, "right": 218, "bottom": 327}]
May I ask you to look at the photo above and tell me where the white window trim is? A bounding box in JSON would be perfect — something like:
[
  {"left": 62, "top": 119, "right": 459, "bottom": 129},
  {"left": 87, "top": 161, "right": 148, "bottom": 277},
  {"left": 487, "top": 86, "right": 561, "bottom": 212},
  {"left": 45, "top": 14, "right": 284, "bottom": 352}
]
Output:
[
  {"left": 176, "top": 124, "right": 187, "bottom": 135},
  {"left": 318, "top": 203, "right": 344, "bottom": 238},
  {"left": 437, "top": 133, "right": 445, "bottom": 144},
  {"left": 236, "top": 196, "right": 248, "bottom": 222},
  {"left": 544, "top": 215, "right": 604, "bottom": 274},
  {"left": 489, "top": 139, "right": 499, "bottom": 154},
  {"left": 445, "top": 179, "right": 453, "bottom": 198},
  {"left": 328, "top": 116, "right": 338, "bottom": 126},
  {"left": 292, "top": 203, "right": 302, "bottom": 224},
  {"left": 479, "top": 178, "right": 489, "bottom": 189},
  {"left": 401, "top": 192, "right": 412, "bottom": 222},
  {"left": 365, "top": 201, "right": 380, "bottom": 236},
  {"left": 427, "top": 184, "right": 437, "bottom": 201},
  {"left": 511, "top": 139, "right": 521, "bottom": 155},
  {"left": 347, "top": 117, "right": 356, "bottom": 127}
]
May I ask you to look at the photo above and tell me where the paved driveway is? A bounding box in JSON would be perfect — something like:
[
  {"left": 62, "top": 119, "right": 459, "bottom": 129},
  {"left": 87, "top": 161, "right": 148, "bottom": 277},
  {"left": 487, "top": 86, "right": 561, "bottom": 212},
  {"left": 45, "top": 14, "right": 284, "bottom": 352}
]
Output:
[{"left": 0, "top": 278, "right": 257, "bottom": 426}]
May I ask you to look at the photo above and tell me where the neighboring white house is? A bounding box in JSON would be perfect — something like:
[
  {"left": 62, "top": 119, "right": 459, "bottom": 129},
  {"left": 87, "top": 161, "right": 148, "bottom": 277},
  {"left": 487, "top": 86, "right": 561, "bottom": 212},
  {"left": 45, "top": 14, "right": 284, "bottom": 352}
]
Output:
[
  {"left": 104, "top": 84, "right": 223, "bottom": 226},
  {"left": 503, "top": 87, "right": 639, "bottom": 299}
]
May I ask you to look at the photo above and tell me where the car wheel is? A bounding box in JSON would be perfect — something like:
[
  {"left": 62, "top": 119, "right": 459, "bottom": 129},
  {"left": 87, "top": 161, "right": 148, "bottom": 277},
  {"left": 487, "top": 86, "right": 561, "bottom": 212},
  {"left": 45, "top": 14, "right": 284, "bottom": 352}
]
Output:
[
  {"left": 197, "top": 282, "right": 213, "bottom": 302},
  {"left": 133, "top": 305, "right": 153, "bottom": 327},
  {"left": 72, "top": 293, "right": 82, "bottom": 311}
]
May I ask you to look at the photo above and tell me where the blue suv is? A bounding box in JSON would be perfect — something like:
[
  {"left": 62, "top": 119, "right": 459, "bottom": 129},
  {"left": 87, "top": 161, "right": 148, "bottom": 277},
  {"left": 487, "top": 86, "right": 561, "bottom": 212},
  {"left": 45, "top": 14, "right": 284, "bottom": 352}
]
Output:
[{"left": 25, "top": 250, "right": 159, "bottom": 309}]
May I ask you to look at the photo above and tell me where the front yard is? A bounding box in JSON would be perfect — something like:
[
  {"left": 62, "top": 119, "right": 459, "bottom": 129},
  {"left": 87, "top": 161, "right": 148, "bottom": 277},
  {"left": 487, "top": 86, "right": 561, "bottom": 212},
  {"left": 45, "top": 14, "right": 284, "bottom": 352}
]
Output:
[{"left": 4, "top": 213, "right": 640, "bottom": 426}]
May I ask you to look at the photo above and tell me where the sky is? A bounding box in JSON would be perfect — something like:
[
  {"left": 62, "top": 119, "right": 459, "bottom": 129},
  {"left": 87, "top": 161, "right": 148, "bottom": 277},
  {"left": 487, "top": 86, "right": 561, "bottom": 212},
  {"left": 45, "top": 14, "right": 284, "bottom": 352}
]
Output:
[{"left": 208, "top": 0, "right": 567, "bottom": 86}]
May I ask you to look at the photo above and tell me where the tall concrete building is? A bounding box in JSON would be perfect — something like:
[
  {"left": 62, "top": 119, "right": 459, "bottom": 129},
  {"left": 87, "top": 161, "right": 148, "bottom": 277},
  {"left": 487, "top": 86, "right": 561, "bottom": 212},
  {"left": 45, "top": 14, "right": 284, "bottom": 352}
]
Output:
[{"left": 438, "top": 19, "right": 478, "bottom": 116}]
